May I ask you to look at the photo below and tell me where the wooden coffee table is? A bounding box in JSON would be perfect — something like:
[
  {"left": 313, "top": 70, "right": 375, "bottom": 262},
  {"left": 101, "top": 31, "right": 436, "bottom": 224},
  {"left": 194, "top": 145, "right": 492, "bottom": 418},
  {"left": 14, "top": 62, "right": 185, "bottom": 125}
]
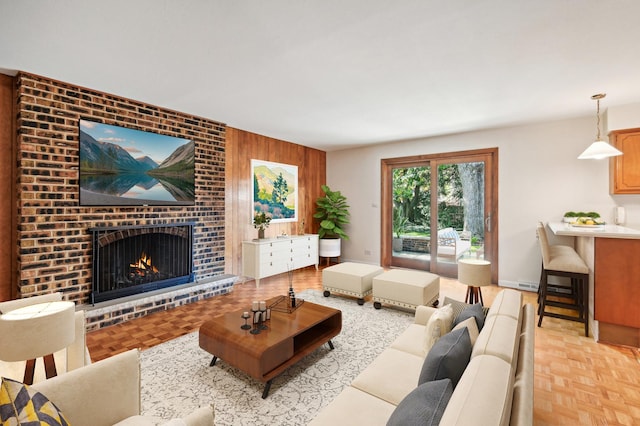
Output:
[{"left": 198, "top": 297, "right": 342, "bottom": 398}]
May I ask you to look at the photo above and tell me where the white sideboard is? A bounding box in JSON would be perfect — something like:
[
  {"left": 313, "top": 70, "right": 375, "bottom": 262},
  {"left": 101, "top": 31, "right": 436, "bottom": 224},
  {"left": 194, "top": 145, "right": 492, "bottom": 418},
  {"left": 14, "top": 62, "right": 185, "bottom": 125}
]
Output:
[{"left": 242, "top": 234, "right": 319, "bottom": 287}]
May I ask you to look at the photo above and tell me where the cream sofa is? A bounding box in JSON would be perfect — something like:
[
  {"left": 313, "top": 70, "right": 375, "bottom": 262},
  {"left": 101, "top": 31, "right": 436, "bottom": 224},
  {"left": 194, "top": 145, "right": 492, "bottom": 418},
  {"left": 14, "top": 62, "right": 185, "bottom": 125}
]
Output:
[
  {"left": 0, "top": 292, "right": 91, "bottom": 383},
  {"left": 31, "top": 349, "right": 214, "bottom": 426},
  {"left": 310, "top": 289, "right": 534, "bottom": 425}
]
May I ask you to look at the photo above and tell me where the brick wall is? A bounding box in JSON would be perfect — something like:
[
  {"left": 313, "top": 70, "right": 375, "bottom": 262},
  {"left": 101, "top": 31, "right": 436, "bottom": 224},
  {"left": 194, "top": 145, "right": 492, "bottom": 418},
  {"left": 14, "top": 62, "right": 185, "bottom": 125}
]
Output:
[{"left": 15, "top": 72, "right": 227, "bottom": 308}]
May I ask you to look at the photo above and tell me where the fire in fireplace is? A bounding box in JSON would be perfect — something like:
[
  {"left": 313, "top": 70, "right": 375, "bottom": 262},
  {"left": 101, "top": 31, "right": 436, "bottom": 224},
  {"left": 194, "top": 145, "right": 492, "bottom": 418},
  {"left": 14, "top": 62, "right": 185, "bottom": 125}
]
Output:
[{"left": 89, "top": 223, "right": 195, "bottom": 303}]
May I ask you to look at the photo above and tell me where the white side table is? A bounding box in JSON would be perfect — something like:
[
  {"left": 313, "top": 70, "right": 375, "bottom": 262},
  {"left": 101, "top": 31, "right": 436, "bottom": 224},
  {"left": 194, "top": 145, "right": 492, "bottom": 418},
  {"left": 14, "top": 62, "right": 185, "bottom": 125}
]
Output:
[{"left": 0, "top": 301, "right": 75, "bottom": 384}]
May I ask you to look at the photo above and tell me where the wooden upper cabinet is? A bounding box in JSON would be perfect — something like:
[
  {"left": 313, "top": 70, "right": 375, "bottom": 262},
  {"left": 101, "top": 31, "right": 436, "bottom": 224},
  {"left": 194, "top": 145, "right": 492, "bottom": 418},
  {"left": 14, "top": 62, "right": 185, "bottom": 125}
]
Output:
[{"left": 610, "top": 128, "right": 640, "bottom": 194}]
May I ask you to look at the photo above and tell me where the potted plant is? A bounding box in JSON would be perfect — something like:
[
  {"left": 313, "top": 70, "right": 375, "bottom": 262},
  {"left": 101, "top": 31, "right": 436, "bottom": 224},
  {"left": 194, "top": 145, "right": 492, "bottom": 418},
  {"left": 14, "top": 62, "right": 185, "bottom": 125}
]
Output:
[
  {"left": 253, "top": 211, "right": 272, "bottom": 239},
  {"left": 314, "top": 184, "right": 350, "bottom": 259},
  {"left": 392, "top": 208, "right": 407, "bottom": 252}
]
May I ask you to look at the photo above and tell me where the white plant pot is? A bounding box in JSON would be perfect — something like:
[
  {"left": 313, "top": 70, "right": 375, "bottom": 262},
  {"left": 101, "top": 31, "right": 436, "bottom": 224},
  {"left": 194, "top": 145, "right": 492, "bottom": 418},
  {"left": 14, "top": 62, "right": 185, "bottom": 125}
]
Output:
[{"left": 319, "top": 238, "right": 341, "bottom": 258}]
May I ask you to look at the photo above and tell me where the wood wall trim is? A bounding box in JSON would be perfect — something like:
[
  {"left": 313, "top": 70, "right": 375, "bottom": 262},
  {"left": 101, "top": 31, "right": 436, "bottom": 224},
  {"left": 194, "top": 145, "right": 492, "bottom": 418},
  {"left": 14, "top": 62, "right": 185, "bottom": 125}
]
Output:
[
  {"left": 225, "top": 127, "right": 326, "bottom": 277},
  {"left": 0, "top": 74, "right": 15, "bottom": 301}
]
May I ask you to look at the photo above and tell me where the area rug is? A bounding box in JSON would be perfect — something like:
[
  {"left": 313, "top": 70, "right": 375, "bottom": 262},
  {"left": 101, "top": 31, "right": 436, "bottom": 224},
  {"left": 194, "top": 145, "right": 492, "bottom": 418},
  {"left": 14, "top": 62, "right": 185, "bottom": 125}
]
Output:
[{"left": 139, "top": 289, "right": 414, "bottom": 425}]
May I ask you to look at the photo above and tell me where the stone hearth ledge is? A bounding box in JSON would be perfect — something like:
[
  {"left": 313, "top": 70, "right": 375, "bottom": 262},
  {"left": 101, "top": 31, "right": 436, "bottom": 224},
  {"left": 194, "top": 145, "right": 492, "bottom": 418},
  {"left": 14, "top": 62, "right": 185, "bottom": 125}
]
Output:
[{"left": 80, "top": 275, "right": 238, "bottom": 331}]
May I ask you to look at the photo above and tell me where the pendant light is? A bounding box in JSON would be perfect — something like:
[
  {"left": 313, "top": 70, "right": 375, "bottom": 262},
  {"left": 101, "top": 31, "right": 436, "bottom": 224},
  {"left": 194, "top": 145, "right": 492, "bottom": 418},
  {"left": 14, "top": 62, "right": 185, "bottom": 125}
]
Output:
[{"left": 578, "top": 93, "right": 622, "bottom": 160}]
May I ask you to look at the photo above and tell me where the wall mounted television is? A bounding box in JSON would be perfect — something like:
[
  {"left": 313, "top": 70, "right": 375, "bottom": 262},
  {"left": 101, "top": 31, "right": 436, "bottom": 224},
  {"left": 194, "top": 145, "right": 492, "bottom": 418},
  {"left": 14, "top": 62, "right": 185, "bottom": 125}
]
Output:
[{"left": 79, "top": 119, "right": 195, "bottom": 206}]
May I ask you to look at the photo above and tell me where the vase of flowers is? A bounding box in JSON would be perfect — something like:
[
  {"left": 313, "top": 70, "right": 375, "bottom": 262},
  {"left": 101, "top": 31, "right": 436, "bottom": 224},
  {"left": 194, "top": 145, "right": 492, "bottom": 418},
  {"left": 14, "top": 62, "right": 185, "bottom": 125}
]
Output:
[{"left": 253, "top": 211, "right": 272, "bottom": 239}]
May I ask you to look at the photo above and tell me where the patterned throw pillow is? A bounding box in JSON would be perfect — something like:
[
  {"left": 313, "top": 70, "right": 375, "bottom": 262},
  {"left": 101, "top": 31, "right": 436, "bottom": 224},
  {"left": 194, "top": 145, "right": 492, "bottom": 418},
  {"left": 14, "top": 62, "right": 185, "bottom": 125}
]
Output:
[
  {"left": 444, "top": 296, "right": 489, "bottom": 330},
  {"left": 0, "top": 377, "right": 70, "bottom": 426}
]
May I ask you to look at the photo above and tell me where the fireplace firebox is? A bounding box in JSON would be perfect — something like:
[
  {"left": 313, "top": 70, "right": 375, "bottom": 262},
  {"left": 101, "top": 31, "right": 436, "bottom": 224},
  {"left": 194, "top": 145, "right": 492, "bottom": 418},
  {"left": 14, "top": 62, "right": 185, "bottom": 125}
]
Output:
[{"left": 89, "top": 223, "right": 195, "bottom": 303}]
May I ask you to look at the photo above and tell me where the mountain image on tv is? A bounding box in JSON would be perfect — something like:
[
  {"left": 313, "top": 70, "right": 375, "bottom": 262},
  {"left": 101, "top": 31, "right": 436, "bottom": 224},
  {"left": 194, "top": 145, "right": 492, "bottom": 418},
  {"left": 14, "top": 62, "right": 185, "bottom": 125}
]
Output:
[{"left": 79, "top": 119, "right": 195, "bottom": 206}]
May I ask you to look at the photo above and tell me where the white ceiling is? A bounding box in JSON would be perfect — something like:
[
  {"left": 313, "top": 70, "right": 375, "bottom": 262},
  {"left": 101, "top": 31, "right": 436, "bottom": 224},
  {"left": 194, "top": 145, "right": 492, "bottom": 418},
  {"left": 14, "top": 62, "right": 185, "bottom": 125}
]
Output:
[{"left": 2, "top": 0, "right": 640, "bottom": 151}]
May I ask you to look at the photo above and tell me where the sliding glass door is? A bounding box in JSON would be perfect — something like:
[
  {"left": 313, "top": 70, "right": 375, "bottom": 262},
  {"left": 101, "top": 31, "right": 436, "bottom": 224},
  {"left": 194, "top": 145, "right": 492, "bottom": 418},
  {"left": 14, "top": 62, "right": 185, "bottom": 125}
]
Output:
[{"left": 381, "top": 148, "right": 498, "bottom": 281}]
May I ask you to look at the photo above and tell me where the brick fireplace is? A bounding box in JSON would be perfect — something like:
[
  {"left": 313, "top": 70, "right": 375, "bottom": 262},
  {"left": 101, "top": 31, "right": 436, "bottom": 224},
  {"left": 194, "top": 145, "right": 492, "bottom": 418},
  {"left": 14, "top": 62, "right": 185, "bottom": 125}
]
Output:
[{"left": 13, "top": 72, "right": 231, "bottom": 328}]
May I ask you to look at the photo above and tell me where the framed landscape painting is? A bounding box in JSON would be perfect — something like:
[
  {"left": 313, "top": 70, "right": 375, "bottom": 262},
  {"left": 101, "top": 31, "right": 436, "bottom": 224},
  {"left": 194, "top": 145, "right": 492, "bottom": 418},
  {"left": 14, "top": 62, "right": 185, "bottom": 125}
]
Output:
[{"left": 251, "top": 159, "right": 298, "bottom": 223}]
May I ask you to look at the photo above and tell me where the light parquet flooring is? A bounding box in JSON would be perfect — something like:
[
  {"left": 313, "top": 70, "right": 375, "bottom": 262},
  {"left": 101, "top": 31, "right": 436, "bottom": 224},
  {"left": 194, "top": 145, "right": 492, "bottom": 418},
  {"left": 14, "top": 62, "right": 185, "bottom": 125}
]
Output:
[{"left": 86, "top": 266, "right": 640, "bottom": 425}]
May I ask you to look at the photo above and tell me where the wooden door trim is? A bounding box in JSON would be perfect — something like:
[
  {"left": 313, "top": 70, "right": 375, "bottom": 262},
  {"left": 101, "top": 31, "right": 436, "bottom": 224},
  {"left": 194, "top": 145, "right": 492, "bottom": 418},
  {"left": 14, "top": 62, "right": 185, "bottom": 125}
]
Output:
[{"left": 381, "top": 148, "right": 499, "bottom": 283}]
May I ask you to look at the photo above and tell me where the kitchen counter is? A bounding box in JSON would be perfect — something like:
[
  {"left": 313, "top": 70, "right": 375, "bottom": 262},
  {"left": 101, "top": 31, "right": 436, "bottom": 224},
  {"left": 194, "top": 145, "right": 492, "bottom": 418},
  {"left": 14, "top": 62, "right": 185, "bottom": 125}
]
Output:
[
  {"left": 548, "top": 222, "right": 640, "bottom": 239},
  {"left": 547, "top": 222, "right": 640, "bottom": 347}
]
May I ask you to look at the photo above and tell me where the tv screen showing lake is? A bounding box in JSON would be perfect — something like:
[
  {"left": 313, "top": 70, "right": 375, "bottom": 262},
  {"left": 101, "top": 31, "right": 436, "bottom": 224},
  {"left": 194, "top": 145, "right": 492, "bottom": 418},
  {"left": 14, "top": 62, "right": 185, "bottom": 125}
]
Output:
[{"left": 79, "top": 119, "right": 195, "bottom": 206}]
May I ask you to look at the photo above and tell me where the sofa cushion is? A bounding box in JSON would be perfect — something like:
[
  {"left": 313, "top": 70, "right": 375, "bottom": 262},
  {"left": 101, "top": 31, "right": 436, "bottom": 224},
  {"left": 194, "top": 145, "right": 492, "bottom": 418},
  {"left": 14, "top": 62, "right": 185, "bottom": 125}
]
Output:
[
  {"left": 114, "top": 416, "right": 188, "bottom": 425},
  {"left": 423, "top": 304, "right": 454, "bottom": 353},
  {"left": 418, "top": 327, "right": 471, "bottom": 388},
  {"left": 451, "top": 317, "right": 479, "bottom": 346},
  {"left": 390, "top": 324, "right": 430, "bottom": 357},
  {"left": 439, "top": 355, "right": 514, "bottom": 426},
  {"left": 486, "top": 289, "right": 523, "bottom": 320},
  {"left": 351, "top": 348, "right": 425, "bottom": 405},
  {"left": 0, "top": 377, "right": 70, "bottom": 426},
  {"left": 511, "top": 304, "right": 534, "bottom": 426},
  {"left": 308, "top": 386, "right": 395, "bottom": 426},
  {"left": 471, "top": 314, "right": 519, "bottom": 365},
  {"left": 387, "top": 379, "right": 453, "bottom": 426},
  {"left": 453, "top": 302, "right": 485, "bottom": 331}
]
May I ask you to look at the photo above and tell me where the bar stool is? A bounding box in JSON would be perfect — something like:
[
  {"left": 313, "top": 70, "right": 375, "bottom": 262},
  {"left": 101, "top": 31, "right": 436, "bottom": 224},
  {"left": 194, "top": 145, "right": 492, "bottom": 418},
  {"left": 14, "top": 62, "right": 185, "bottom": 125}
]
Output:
[
  {"left": 536, "top": 222, "right": 590, "bottom": 336},
  {"left": 457, "top": 258, "right": 492, "bottom": 306}
]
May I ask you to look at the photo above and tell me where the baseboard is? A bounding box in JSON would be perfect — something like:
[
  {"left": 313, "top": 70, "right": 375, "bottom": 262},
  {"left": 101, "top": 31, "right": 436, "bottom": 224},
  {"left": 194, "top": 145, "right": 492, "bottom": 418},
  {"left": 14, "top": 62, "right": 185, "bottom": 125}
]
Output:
[{"left": 499, "top": 280, "right": 538, "bottom": 292}]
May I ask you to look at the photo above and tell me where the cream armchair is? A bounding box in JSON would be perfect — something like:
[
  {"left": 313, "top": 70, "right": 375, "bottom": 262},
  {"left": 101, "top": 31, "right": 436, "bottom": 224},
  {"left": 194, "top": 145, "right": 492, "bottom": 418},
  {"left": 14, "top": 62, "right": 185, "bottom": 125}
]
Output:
[
  {"left": 0, "top": 292, "right": 91, "bottom": 383},
  {"left": 31, "top": 349, "right": 215, "bottom": 426}
]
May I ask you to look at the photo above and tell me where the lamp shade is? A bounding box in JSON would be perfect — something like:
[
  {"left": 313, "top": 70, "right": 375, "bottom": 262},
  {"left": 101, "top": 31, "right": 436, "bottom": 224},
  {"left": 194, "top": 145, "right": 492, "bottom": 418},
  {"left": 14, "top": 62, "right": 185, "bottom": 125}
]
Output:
[
  {"left": 577, "top": 141, "right": 623, "bottom": 160},
  {"left": 457, "top": 259, "right": 491, "bottom": 287},
  {"left": 0, "top": 301, "right": 75, "bottom": 362}
]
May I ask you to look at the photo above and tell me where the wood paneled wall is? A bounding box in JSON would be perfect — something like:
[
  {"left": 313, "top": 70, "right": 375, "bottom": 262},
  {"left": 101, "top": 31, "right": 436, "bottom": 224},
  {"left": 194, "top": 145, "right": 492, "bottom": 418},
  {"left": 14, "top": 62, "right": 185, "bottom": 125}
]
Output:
[
  {"left": 224, "top": 127, "right": 326, "bottom": 276},
  {"left": 0, "top": 74, "right": 15, "bottom": 301}
]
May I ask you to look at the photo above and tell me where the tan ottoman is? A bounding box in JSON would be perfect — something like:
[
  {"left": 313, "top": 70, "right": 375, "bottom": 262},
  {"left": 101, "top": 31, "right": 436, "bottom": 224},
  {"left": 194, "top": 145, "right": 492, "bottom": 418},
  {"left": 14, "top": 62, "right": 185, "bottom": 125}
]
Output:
[
  {"left": 372, "top": 269, "right": 440, "bottom": 310},
  {"left": 323, "top": 262, "right": 384, "bottom": 305}
]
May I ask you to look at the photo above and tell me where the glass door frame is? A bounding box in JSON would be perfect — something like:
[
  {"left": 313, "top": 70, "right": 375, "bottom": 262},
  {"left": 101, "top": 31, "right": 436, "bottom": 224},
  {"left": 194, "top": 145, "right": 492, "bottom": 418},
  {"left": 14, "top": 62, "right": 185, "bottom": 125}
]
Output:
[{"left": 380, "top": 148, "right": 499, "bottom": 282}]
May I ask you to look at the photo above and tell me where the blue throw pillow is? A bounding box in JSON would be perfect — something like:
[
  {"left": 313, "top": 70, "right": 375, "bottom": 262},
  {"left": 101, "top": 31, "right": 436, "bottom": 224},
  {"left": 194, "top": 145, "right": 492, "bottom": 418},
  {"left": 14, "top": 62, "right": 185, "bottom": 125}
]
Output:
[
  {"left": 418, "top": 327, "right": 472, "bottom": 388},
  {"left": 387, "top": 379, "right": 453, "bottom": 426}
]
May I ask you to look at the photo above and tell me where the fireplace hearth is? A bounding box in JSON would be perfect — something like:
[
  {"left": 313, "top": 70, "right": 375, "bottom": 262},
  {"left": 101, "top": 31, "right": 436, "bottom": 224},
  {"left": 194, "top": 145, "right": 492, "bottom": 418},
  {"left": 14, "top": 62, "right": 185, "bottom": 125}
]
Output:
[{"left": 89, "top": 223, "right": 195, "bottom": 303}]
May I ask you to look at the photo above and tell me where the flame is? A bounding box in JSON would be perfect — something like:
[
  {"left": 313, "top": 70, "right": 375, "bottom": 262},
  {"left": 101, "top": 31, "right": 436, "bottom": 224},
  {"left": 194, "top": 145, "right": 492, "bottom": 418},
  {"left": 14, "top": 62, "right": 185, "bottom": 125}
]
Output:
[{"left": 130, "top": 252, "right": 159, "bottom": 273}]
